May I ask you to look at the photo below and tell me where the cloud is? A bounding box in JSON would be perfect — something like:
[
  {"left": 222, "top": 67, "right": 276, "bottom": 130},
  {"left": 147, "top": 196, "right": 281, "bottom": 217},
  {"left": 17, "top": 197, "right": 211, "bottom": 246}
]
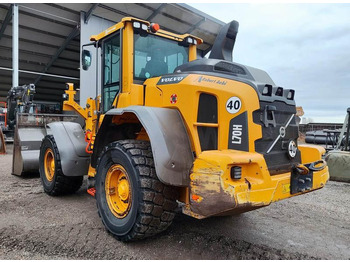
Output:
[{"left": 190, "top": 3, "right": 350, "bottom": 123}]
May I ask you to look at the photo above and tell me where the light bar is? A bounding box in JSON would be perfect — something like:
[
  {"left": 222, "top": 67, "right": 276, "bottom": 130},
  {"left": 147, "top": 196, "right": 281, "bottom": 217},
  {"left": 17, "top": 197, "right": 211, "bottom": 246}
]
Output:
[{"left": 133, "top": 21, "right": 141, "bottom": 29}]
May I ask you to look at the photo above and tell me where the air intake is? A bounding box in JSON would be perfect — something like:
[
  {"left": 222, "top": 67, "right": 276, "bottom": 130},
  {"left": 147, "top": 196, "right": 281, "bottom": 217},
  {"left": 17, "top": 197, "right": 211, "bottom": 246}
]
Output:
[
  {"left": 209, "top": 20, "right": 239, "bottom": 62},
  {"left": 197, "top": 93, "right": 218, "bottom": 151}
]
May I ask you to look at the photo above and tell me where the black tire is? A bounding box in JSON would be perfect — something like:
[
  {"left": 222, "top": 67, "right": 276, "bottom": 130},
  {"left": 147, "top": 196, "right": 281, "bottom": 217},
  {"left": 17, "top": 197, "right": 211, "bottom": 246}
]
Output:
[
  {"left": 95, "top": 140, "right": 178, "bottom": 241},
  {"left": 39, "top": 135, "right": 83, "bottom": 196}
]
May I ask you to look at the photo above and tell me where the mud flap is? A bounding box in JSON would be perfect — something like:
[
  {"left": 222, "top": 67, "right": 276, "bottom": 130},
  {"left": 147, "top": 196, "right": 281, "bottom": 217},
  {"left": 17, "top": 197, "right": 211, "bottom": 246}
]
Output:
[
  {"left": 47, "top": 122, "right": 90, "bottom": 177},
  {"left": 0, "top": 127, "right": 6, "bottom": 154}
]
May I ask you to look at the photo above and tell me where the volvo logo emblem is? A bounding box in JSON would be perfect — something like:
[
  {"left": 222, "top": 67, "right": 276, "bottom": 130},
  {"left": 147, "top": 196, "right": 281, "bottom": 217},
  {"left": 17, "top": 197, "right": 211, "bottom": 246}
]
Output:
[
  {"left": 279, "top": 126, "right": 286, "bottom": 138},
  {"left": 288, "top": 140, "right": 297, "bottom": 158},
  {"left": 266, "top": 114, "right": 296, "bottom": 155}
]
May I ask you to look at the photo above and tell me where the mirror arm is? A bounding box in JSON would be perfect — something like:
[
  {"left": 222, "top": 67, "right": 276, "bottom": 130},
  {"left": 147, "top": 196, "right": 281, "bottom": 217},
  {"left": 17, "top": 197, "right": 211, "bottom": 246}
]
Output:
[{"left": 82, "top": 42, "right": 96, "bottom": 48}]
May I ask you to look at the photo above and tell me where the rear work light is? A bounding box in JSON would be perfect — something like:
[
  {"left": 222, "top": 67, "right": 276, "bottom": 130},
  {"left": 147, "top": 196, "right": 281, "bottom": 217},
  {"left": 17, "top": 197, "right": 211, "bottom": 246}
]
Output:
[
  {"left": 181, "top": 36, "right": 198, "bottom": 47},
  {"left": 262, "top": 85, "right": 272, "bottom": 96},
  {"left": 275, "top": 87, "right": 283, "bottom": 96},
  {"left": 230, "top": 166, "right": 242, "bottom": 180},
  {"left": 287, "top": 89, "right": 295, "bottom": 100}
]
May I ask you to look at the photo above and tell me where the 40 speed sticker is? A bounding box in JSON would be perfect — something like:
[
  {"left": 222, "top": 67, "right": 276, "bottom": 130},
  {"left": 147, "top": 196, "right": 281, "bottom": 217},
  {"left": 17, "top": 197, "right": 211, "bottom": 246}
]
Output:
[{"left": 226, "top": 96, "right": 241, "bottom": 114}]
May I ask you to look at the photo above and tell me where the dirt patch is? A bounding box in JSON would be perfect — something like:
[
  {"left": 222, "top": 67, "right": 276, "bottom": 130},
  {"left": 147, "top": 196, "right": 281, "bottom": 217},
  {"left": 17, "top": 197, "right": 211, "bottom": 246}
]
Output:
[{"left": 0, "top": 149, "right": 349, "bottom": 259}]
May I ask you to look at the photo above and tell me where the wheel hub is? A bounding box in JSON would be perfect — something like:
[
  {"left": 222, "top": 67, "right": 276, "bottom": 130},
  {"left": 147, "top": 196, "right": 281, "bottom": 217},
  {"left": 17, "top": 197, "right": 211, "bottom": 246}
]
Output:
[
  {"left": 118, "top": 179, "right": 130, "bottom": 201},
  {"left": 105, "top": 164, "right": 132, "bottom": 218},
  {"left": 44, "top": 148, "right": 55, "bottom": 182}
]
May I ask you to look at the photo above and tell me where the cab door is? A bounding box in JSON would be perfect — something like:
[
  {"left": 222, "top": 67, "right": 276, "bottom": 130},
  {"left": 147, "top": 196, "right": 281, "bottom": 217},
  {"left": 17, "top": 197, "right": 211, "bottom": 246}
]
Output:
[{"left": 102, "top": 31, "right": 121, "bottom": 112}]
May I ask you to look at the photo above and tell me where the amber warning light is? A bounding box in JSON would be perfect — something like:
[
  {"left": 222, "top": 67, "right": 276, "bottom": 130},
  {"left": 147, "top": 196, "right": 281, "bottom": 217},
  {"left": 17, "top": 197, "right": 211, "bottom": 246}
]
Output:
[{"left": 150, "top": 23, "right": 160, "bottom": 33}]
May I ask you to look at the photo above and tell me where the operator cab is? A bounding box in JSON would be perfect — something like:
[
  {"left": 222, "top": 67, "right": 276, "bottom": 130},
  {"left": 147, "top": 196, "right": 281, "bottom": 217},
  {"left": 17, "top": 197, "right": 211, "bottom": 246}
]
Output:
[{"left": 81, "top": 17, "right": 201, "bottom": 113}]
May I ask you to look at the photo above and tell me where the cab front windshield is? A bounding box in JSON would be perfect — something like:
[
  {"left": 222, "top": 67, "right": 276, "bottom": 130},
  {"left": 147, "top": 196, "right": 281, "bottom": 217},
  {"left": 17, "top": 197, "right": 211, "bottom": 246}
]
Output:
[{"left": 134, "top": 33, "right": 189, "bottom": 80}]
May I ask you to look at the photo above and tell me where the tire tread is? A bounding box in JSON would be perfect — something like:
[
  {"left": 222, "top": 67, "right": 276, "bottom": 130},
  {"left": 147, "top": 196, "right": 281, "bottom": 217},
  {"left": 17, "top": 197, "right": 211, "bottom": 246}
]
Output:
[
  {"left": 40, "top": 135, "right": 83, "bottom": 196},
  {"left": 96, "top": 139, "right": 178, "bottom": 241}
]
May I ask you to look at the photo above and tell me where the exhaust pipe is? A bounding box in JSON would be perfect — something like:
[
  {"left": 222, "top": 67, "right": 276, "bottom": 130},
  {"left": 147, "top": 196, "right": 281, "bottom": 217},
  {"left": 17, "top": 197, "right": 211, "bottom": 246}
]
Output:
[{"left": 209, "top": 20, "right": 239, "bottom": 62}]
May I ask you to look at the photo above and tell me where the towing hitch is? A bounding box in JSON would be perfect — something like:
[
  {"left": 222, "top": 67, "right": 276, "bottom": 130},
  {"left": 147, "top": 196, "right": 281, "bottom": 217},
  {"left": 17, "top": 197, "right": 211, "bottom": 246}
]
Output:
[{"left": 291, "top": 160, "right": 327, "bottom": 194}]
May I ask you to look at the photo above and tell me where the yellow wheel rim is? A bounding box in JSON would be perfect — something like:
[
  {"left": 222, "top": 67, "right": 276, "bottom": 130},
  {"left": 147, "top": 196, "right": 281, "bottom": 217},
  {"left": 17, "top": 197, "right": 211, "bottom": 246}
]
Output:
[
  {"left": 44, "top": 148, "right": 55, "bottom": 182},
  {"left": 105, "top": 164, "right": 132, "bottom": 218}
]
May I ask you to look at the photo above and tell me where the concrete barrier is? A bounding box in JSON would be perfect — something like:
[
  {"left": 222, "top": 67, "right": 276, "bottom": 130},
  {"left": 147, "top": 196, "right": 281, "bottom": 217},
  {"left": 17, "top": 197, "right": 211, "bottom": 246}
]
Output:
[{"left": 325, "top": 150, "right": 350, "bottom": 182}]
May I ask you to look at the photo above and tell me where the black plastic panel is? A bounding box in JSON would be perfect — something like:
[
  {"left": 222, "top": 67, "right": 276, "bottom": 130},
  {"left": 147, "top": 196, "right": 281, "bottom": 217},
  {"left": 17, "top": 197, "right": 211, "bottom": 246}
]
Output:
[
  {"left": 214, "top": 61, "right": 246, "bottom": 75},
  {"left": 197, "top": 93, "right": 218, "bottom": 151},
  {"left": 198, "top": 126, "right": 218, "bottom": 151},
  {"left": 228, "top": 111, "right": 249, "bottom": 151},
  {"left": 197, "top": 93, "right": 218, "bottom": 123},
  {"left": 253, "top": 101, "right": 301, "bottom": 175}
]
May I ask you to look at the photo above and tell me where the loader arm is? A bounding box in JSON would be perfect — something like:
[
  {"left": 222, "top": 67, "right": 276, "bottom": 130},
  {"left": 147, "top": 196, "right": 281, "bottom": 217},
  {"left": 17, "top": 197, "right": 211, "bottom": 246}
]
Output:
[{"left": 63, "top": 83, "right": 100, "bottom": 134}]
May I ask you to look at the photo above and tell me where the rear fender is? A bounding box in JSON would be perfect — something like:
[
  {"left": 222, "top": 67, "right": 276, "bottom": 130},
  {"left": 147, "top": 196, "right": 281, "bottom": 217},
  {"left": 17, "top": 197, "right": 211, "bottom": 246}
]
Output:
[
  {"left": 92, "top": 106, "right": 193, "bottom": 186},
  {"left": 47, "top": 122, "right": 90, "bottom": 177}
]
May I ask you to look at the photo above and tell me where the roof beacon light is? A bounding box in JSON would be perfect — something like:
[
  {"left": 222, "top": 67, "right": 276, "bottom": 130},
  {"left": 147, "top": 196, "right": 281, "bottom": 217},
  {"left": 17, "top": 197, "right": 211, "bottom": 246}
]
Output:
[{"left": 150, "top": 23, "right": 160, "bottom": 33}]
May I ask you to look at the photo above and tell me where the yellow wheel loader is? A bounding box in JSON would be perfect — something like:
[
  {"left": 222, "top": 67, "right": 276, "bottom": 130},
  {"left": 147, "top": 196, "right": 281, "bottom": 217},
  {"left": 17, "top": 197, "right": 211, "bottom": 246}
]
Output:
[{"left": 15, "top": 17, "right": 329, "bottom": 241}]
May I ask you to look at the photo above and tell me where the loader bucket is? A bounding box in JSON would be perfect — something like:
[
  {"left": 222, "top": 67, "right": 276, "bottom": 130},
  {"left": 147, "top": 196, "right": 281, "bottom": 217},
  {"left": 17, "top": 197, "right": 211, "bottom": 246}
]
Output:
[
  {"left": 0, "top": 127, "right": 6, "bottom": 154},
  {"left": 12, "top": 113, "right": 78, "bottom": 176},
  {"left": 325, "top": 150, "right": 350, "bottom": 182}
]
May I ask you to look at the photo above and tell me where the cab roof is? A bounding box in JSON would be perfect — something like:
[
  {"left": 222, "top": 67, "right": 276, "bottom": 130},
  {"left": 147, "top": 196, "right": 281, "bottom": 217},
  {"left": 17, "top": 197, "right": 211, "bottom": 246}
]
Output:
[{"left": 90, "top": 17, "right": 203, "bottom": 45}]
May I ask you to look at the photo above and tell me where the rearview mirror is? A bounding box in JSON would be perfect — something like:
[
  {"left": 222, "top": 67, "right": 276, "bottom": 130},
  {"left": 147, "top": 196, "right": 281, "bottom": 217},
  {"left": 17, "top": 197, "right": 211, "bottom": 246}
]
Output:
[{"left": 82, "top": 49, "right": 92, "bottom": 70}]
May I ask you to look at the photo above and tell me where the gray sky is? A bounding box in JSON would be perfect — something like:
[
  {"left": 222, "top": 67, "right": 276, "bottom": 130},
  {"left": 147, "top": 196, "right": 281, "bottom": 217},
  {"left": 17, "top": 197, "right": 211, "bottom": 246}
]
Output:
[{"left": 190, "top": 3, "right": 350, "bottom": 123}]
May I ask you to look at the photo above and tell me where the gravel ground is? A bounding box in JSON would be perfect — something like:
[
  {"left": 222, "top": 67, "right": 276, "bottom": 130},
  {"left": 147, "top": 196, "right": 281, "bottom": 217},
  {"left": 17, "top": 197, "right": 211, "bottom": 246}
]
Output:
[{"left": 0, "top": 145, "right": 349, "bottom": 259}]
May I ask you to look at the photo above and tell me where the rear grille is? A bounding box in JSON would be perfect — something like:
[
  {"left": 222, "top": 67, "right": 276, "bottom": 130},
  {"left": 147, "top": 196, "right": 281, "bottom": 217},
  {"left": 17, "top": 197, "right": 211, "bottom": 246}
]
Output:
[
  {"left": 197, "top": 126, "right": 218, "bottom": 151},
  {"left": 197, "top": 93, "right": 218, "bottom": 151},
  {"left": 214, "top": 61, "right": 246, "bottom": 75},
  {"left": 253, "top": 100, "right": 301, "bottom": 175}
]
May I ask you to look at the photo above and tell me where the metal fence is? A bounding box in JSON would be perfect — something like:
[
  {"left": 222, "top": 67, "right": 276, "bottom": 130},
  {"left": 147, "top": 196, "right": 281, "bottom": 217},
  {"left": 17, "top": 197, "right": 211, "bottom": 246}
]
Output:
[{"left": 299, "top": 123, "right": 343, "bottom": 134}]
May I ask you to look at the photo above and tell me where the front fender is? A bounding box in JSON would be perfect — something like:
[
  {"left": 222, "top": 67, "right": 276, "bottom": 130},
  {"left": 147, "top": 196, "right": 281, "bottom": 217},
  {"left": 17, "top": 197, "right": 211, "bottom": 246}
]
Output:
[{"left": 47, "top": 122, "right": 90, "bottom": 177}]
